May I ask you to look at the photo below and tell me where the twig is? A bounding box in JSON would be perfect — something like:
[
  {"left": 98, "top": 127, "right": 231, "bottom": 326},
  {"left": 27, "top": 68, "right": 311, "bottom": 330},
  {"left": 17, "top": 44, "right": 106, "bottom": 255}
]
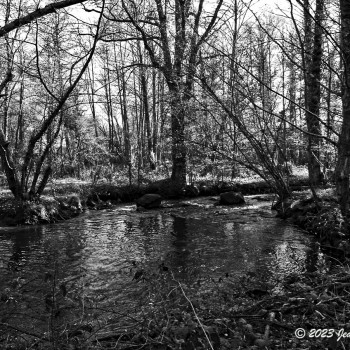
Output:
[
  {"left": 0, "top": 322, "right": 49, "bottom": 342},
  {"left": 172, "top": 273, "right": 214, "bottom": 350}
]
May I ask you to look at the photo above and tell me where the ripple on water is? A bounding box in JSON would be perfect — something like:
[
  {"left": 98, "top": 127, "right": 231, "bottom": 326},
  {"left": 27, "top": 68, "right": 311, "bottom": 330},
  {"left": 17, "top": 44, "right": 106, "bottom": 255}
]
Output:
[{"left": 0, "top": 198, "right": 324, "bottom": 327}]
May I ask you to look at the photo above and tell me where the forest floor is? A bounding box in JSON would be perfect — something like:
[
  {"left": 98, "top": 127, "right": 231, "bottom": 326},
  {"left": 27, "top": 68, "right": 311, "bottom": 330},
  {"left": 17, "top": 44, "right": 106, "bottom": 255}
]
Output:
[
  {"left": 1, "top": 170, "right": 350, "bottom": 349},
  {"left": 86, "top": 262, "right": 350, "bottom": 350}
]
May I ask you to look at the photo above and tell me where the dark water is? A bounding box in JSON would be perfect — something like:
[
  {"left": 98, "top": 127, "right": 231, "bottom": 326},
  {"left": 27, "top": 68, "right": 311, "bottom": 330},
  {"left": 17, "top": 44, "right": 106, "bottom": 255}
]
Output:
[{"left": 0, "top": 196, "right": 323, "bottom": 339}]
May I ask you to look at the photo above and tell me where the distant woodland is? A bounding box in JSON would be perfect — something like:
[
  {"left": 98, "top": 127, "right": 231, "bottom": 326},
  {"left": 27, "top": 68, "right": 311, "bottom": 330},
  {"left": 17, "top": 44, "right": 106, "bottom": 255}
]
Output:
[{"left": 0, "top": 0, "right": 350, "bottom": 212}]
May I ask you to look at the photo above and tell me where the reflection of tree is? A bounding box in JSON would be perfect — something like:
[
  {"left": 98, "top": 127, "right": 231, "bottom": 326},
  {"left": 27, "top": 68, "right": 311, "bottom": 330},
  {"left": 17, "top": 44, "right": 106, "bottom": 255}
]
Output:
[
  {"left": 7, "top": 228, "right": 42, "bottom": 270},
  {"left": 139, "top": 215, "right": 162, "bottom": 236},
  {"left": 168, "top": 216, "right": 191, "bottom": 278},
  {"left": 138, "top": 215, "right": 172, "bottom": 262},
  {"left": 139, "top": 216, "right": 162, "bottom": 260},
  {"left": 63, "top": 224, "right": 87, "bottom": 261}
]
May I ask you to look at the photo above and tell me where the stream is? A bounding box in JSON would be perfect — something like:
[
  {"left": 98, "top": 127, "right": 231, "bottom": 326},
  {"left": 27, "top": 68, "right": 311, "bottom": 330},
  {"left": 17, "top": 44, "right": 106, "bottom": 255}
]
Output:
[{"left": 0, "top": 195, "right": 325, "bottom": 341}]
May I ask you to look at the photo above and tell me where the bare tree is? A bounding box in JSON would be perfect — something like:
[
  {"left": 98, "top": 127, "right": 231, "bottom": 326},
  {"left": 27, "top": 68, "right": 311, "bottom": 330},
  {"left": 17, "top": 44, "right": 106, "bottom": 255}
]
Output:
[
  {"left": 112, "top": 0, "right": 223, "bottom": 193},
  {"left": 0, "top": 0, "right": 105, "bottom": 199},
  {"left": 303, "top": 0, "right": 325, "bottom": 186}
]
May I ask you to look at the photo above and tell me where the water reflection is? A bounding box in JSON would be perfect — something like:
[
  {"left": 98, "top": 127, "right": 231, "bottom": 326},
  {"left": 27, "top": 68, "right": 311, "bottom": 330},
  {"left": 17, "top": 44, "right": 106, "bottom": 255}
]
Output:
[
  {"left": 2, "top": 227, "right": 42, "bottom": 272},
  {"left": 170, "top": 216, "right": 191, "bottom": 276},
  {"left": 0, "top": 199, "right": 323, "bottom": 314}
]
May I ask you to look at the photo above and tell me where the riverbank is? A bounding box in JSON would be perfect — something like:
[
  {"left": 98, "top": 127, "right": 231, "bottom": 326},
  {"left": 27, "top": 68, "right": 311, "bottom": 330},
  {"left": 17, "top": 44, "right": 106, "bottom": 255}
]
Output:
[
  {"left": 273, "top": 188, "right": 349, "bottom": 257},
  {"left": 1, "top": 179, "right": 350, "bottom": 350},
  {"left": 0, "top": 175, "right": 311, "bottom": 226},
  {"left": 0, "top": 176, "right": 347, "bottom": 256}
]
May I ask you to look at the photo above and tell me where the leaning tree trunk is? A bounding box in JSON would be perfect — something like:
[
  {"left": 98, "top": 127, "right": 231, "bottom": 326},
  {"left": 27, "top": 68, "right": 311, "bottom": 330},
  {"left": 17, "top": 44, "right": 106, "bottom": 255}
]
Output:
[
  {"left": 0, "top": 72, "right": 22, "bottom": 198},
  {"left": 335, "top": 0, "right": 350, "bottom": 216},
  {"left": 0, "top": 129, "right": 21, "bottom": 198}
]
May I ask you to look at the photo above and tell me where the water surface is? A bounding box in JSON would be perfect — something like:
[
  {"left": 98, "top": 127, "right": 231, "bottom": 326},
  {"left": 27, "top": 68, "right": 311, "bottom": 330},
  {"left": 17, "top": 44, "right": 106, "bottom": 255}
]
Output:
[{"left": 0, "top": 196, "right": 323, "bottom": 338}]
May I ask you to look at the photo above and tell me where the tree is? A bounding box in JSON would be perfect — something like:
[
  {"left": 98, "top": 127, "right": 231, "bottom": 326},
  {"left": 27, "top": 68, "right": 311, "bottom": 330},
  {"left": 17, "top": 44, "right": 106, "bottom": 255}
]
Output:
[
  {"left": 0, "top": 0, "right": 105, "bottom": 199},
  {"left": 114, "top": 0, "right": 223, "bottom": 193},
  {"left": 303, "top": 0, "right": 325, "bottom": 186}
]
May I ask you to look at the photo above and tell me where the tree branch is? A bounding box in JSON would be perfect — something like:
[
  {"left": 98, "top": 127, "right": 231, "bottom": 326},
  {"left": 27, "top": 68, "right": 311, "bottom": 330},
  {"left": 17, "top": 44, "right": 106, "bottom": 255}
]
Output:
[
  {"left": 0, "top": 0, "right": 88, "bottom": 37},
  {"left": 21, "top": 0, "right": 105, "bottom": 188}
]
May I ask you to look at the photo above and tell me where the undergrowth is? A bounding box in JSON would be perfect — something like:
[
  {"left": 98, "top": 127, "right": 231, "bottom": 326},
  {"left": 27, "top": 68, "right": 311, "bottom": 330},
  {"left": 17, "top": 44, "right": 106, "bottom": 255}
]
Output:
[{"left": 2, "top": 258, "right": 350, "bottom": 350}]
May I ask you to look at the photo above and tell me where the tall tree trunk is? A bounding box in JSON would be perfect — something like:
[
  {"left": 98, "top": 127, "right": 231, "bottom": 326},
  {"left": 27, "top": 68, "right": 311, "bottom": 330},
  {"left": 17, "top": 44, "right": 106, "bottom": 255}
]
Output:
[
  {"left": 152, "top": 68, "right": 158, "bottom": 167},
  {"left": 15, "top": 71, "right": 24, "bottom": 152},
  {"left": 87, "top": 61, "right": 99, "bottom": 138},
  {"left": 335, "top": 0, "right": 350, "bottom": 216},
  {"left": 141, "top": 70, "right": 154, "bottom": 169},
  {"left": 304, "top": 0, "right": 324, "bottom": 186},
  {"left": 138, "top": 46, "right": 154, "bottom": 170},
  {"left": 170, "top": 89, "right": 187, "bottom": 192},
  {"left": 106, "top": 56, "right": 115, "bottom": 153},
  {"left": 121, "top": 70, "right": 132, "bottom": 183}
]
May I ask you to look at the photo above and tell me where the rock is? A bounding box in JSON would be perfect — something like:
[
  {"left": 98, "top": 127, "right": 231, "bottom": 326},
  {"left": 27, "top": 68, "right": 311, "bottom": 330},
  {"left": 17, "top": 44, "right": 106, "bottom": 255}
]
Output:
[
  {"left": 135, "top": 194, "right": 162, "bottom": 209},
  {"left": 68, "top": 195, "right": 82, "bottom": 211},
  {"left": 219, "top": 191, "right": 245, "bottom": 205}
]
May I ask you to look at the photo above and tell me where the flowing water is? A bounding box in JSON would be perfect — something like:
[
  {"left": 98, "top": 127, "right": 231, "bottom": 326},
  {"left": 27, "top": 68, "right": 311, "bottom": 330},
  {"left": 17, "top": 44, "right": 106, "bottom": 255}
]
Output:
[{"left": 0, "top": 196, "right": 324, "bottom": 341}]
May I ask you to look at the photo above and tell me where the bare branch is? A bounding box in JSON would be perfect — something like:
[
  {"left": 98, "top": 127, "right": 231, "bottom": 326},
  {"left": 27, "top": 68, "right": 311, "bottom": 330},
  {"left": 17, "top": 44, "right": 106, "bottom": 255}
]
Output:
[
  {"left": 0, "top": 0, "right": 89, "bottom": 37},
  {"left": 21, "top": 0, "right": 106, "bottom": 187}
]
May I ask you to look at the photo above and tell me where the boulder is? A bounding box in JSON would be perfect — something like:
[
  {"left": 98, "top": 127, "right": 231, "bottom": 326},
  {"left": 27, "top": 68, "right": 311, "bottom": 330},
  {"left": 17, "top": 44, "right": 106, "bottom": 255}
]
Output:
[
  {"left": 136, "top": 194, "right": 162, "bottom": 209},
  {"left": 219, "top": 191, "right": 245, "bottom": 205}
]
